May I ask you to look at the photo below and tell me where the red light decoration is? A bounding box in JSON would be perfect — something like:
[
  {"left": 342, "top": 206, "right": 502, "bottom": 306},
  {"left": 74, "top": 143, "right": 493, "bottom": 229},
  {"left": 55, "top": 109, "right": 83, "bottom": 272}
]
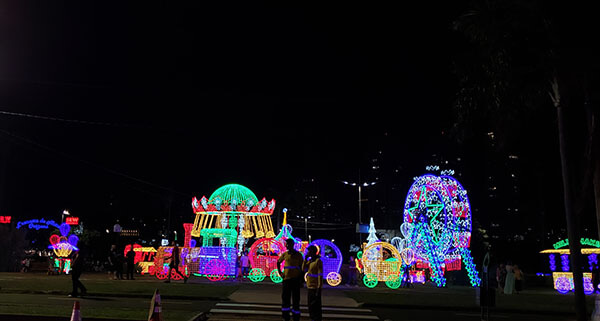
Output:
[
  {"left": 0, "top": 216, "right": 11, "bottom": 224},
  {"left": 65, "top": 217, "right": 79, "bottom": 225}
]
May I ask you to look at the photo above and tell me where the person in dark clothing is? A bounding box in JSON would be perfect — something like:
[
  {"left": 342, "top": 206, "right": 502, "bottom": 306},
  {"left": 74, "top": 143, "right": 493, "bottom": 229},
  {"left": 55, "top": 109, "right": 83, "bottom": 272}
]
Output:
[
  {"left": 115, "top": 251, "right": 124, "bottom": 280},
  {"left": 593, "top": 263, "right": 600, "bottom": 294},
  {"left": 126, "top": 244, "right": 136, "bottom": 280},
  {"left": 277, "top": 238, "right": 304, "bottom": 321},
  {"left": 69, "top": 251, "right": 87, "bottom": 297},
  {"left": 108, "top": 244, "right": 117, "bottom": 279},
  {"left": 164, "top": 241, "right": 188, "bottom": 283}
]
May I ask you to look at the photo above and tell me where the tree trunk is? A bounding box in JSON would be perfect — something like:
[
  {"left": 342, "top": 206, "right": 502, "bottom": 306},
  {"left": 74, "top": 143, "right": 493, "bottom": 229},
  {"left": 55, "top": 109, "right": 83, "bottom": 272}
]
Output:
[{"left": 552, "top": 79, "right": 587, "bottom": 321}]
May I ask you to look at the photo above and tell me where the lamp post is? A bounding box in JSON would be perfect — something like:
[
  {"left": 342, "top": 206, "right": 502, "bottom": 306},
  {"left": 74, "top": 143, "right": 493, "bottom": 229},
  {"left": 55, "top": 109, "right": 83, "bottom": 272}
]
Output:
[
  {"left": 342, "top": 180, "right": 376, "bottom": 244},
  {"left": 62, "top": 209, "right": 70, "bottom": 223}
]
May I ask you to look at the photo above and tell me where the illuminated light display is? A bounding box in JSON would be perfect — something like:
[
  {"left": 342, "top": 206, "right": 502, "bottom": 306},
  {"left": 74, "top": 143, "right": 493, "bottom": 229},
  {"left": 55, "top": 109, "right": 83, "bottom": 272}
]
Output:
[
  {"left": 48, "top": 223, "right": 78, "bottom": 258},
  {"left": 549, "top": 254, "right": 557, "bottom": 271},
  {"left": 553, "top": 238, "right": 600, "bottom": 249},
  {"left": 402, "top": 174, "right": 480, "bottom": 287},
  {"left": 560, "top": 254, "right": 569, "bottom": 272},
  {"left": 275, "top": 224, "right": 307, "bottom": 253},
  {"left": 191, "top": 184, "right": 276, "bottom": 254},
  {"left": 153, "top": 247, "right": 189, "bottom": 280},
  {"left": 540, "top": 244, "right": 600, "bottom": 294},
  {"left": 0, "top": 216, "right": 11, "bottom": 224},
  {"left": 360, "top": 235, "right": 403, "bottom": 289},
  {"left": 304, "top": 239, "right": 343, "bottom": 287},
  {"left": 553, "top": 272, "right": 594, "bottom": 295},
  {"left": 65, "top": 217, "right": 79, "bottom": 225},
  {"left": 248, "top": 238, "right": 286, "bottom": 283},
  {"left": 183, "top": 223, "right": 194, "bottom": 248},
  {"left": 17, "top": 218, "right": 60, "bottom": 230},
  {"left": 409, "top": 270, "right": 426, "bottom": 284}
]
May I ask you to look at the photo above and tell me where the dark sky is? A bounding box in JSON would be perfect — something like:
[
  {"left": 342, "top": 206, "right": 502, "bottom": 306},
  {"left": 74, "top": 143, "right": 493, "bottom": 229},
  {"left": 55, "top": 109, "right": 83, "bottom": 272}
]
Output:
[{"left": 0, "top": 1, "right": 513, "bottom": 232}]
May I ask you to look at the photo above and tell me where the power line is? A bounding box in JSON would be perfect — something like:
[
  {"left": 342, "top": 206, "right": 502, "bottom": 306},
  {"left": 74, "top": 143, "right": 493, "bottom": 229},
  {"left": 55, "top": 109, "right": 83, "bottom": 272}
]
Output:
[
  {"left": 0, "top": 109, "right": 154, "bottom": 129},
  {"left": 0, "top": 127, "right": 191, "bottom": 198}
]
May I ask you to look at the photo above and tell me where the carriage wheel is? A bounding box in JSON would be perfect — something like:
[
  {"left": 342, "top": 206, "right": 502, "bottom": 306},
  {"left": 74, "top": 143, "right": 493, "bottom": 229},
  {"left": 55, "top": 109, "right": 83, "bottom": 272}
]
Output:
[
  {"left": 270, "top": 269, "right": 283, "bottom": 283},
  {"left": 326, "top": 272, "right": 342, "bottom": 287},
  {"left": 363, "top": 273, "right": 378, "bottom": 288},
  {"left": 155, "top": 264, "right": 169, "bottom": 280},
  {"left": 249, "top": 268, "right": 266, "bottom": 282},
  {"left": 385, "top": 274, "right": 401, "bottom": 289},
  {"left": 206, "top": 259, "right": 225, "bottom": 282}
]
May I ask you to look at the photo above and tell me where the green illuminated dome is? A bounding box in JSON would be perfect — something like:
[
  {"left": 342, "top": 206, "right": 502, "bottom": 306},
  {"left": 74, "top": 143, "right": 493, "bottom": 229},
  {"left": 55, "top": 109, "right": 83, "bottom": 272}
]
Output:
[{"left": 208, "top": 184, "right": 259, "bottom": 206}]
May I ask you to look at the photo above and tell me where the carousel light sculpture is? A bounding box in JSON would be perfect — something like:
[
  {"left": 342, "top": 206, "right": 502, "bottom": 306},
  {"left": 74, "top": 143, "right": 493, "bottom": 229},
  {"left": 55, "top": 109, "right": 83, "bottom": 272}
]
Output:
[
  {"left": 304, "top": 239, "right": 343, "bottom": 286},
  {"left": 191, "top": 184, "right": 276, "bottom": 254},
  {"left": 402, "top": 174, "right": 480, "bottom": 287}
]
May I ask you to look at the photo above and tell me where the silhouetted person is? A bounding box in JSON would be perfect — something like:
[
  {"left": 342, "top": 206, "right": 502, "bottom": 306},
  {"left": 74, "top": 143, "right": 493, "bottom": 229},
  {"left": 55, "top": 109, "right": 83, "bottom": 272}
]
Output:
[
  {"left": 277, "top": 238, "right": 304, "bottom": 321},
  {"left": 69, "top": 251, "right": 87, "bottom": 297},
  {"left": 108, "top": 244, "right": 117, "bottom": 279},
  {"left": 164, "top": 241, "right": 188, "bottom": 283},
  {"left": 593, "top": 263, "right": 600, "bottom": 293},
  {"left": 303, "top": 245, "right": 323, "bottom": 321},
  {"left": 126, "top": 244, "right": 135, "bottom": 280}
]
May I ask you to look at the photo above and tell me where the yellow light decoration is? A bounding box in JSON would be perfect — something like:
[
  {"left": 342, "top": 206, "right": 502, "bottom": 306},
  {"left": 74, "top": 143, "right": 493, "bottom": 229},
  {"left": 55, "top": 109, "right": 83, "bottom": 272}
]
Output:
[
  {"left": 361, "top": 242, "right": 403, "bottom": 289},
  {"left": 53, "top": 242, "right": 74, "bottom": 258}
]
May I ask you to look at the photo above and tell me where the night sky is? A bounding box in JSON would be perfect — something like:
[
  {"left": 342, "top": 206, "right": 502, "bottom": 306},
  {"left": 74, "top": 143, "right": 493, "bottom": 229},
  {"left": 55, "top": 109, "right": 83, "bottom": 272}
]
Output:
[{"left": 1, "top": 1, "right": 590, "bottom": 256}]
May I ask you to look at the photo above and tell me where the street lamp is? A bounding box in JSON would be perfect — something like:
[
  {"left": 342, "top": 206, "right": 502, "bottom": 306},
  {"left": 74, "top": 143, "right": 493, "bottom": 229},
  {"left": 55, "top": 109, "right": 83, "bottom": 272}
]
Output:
[
  {"left": 62, "top": 209, "right": 70, "bottom": 223},
  {"left": 342, "top": 179, "right": 376, "bottom": 243}
]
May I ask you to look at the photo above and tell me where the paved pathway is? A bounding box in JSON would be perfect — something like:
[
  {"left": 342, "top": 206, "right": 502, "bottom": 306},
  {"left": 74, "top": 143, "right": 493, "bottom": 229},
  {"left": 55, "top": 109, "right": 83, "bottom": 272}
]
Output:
[{"left": 208, "top": 283, "right": 380, "bottom": 320}]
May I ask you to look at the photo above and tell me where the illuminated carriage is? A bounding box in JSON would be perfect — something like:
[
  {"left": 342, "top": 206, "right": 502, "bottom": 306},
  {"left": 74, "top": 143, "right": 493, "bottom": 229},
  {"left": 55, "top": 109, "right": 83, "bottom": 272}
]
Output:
[
  {"left": 191, "top": 184, "right": 276, "bottom": 255},
  {"left": 361, "top": 241, "right": 404, "bottom": 289},
  {"left": 399, "top": 174, "right": 480, "bottom": 287},
  {"left": 248, "top": 238, "right": 286, "bottom": 283},
  {"left": 304, "top": 239, "right": 343, "bottom": 287}
]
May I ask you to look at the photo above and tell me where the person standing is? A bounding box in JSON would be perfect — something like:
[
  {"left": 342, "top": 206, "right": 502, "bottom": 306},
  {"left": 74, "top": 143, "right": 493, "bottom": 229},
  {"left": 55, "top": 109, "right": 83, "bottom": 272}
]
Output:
[
  {"left": 69, "top": 251, "right": 87, "bottom": 297},
  {"left": 348, "top": 255, "right": 357, "bottom": 286},
  {"left": 164, "top": 241, "right": 188, "bottom": 283},
  {"left": 125, "top": 244, "right": 136, "bottom": 280},
  {"left": 496, "top": 263, "right": 506, "bottom": 293},
  {"left": 504, "top": 262, "right": 515, "bottom": 294},
  {"left": 240, "top": 251, "right": 250, "bottom": 278},
  {"left": 277, "top": 238, "right": 304, "bottom": 321},
  {"left": 108, "top": 244, "right": 118, "bottom": 280},
  {"left": 593, "top": 263, "right": 600, "bottom": 294},
  {"left": 303, "top": 245, "right": 323, "bottom": 321},
  {"left": 513, "top": 264, "right": 523, "bottom": 294}
]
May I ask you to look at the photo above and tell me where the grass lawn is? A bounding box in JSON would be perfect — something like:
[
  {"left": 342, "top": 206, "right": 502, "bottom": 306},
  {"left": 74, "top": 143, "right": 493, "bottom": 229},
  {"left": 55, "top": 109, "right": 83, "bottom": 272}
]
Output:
[
  {"left": 344, "top": 283, "right": 596, "bottom": 314},
  {"left": 0, "top": 272, "right": 239, "bottom": 320}
]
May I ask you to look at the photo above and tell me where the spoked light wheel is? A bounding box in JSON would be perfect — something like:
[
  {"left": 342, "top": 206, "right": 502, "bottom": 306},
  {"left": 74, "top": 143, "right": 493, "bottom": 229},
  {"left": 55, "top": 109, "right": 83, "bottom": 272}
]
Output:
[
  {"left": 270, "top": 269, "right": 283, "bottom": 283},
  {"left": 326, "top": 272, "right": 342, "bottom": 287},
  {"left": 363, "top": 273, "right": 378, "bottom": 288},
  {"left": 249, "top": 268, "right": 266, "bottom": 282}
]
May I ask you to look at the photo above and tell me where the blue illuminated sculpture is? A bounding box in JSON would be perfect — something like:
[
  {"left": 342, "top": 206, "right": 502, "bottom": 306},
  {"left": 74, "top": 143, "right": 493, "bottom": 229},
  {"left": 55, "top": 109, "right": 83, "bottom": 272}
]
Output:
[
  {"left": 304, "top": 239, "right": 343, "bottom": 286},
  {"left": 402, "top": 174, "right": 480, "bottom": 287}
]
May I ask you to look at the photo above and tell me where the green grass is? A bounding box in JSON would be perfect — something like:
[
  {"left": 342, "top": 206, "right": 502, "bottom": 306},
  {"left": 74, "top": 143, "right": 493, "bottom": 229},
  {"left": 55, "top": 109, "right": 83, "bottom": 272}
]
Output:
[
  {"left": 0, "top": 272, "right": 238, "bottom": 320},
  {"left": 0, "top": 272, "right": 237, "bottom": 299},
  {"left": 344, "top": 283, "right": 596, "bottom": 314}
]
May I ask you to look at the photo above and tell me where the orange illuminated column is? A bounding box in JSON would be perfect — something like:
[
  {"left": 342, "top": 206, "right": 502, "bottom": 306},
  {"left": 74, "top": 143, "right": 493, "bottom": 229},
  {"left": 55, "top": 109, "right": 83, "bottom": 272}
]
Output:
[{"left": 183, "top": 223, "right": 193, "bottom": 247}]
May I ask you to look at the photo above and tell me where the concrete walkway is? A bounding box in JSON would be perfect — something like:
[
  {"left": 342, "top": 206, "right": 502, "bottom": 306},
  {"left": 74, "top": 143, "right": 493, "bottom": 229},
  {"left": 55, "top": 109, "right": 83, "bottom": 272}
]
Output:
[
  {"left": 228, "top": 283, "right": 360, "bottom": 307},
  {"left": 207, "top": 282, "right": 378, "bottom": 320}
]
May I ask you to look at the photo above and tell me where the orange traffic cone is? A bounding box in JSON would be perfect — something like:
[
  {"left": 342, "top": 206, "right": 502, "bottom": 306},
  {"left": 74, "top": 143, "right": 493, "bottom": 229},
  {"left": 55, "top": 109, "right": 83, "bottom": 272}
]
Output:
[
  {"left": 70, "top": 301, "right": 81, "bottom": 321},
  {"left": 148, "top": 289, "right": 163, "bottom": 321}
]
